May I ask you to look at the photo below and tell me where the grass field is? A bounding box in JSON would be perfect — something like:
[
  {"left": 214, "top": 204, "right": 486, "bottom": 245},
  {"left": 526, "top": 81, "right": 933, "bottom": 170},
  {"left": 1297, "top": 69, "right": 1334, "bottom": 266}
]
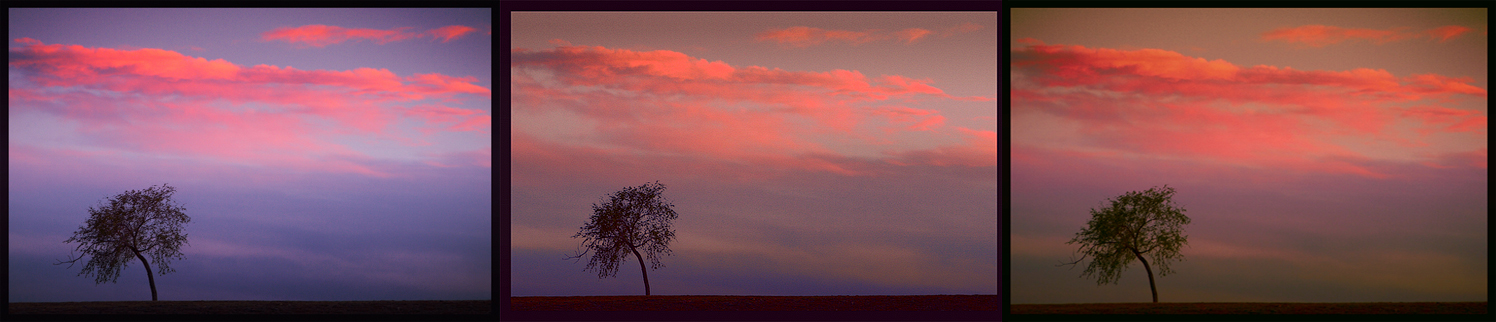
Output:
[
  {"left": 1009, "top": 302, "right": 1489, "bottom": 314},
  {"left": 509, "top": 295, "right": 998, "bottom": 311},
  {"left": 6, "top": 300, "right": 491, "bottom": 314}
]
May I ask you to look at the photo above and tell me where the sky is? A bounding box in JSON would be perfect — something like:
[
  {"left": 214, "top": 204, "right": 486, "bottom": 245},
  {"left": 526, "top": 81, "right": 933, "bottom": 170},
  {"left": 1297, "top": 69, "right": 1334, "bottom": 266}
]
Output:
[
  {"left": 509, "top": 12, "right": 998, "bottom": 296},
  {"left": 1010, "top": 8, "right": 1487, "bottom": 304},
  {"left": 8, "top": 8, "right": 492, "bottom": 302}
]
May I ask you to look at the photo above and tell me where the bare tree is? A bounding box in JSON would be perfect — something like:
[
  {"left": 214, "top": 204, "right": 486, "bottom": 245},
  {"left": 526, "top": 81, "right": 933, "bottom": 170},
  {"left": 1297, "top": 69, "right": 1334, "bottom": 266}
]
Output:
[
  {"left": 1060, "top": 185, "right": 1190, "bottom": 303},
  {"left": 56, "top": 183, "right": 192, "bottom": 301},
  {"left": 564, "top": 181, "right": 678, "bottom": 295}
]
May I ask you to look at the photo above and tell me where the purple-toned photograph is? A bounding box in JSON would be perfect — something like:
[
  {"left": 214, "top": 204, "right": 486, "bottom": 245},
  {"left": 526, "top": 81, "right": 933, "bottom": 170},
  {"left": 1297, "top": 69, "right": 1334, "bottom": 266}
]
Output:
[{"left": 8, "top": 8, "right": 491, "bottom": 312}]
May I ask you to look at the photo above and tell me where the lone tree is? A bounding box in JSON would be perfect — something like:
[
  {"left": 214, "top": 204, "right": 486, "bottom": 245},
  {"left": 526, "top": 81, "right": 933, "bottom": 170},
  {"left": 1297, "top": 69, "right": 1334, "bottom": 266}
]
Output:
[
  {"left": 1060, "top": 185, "right": 1190, "bottom": 303},
  {"left": 56, "top": 183, "right": 191, "bottom": 301},
  {"left": 564, "top": 181, "right": 678, "bottom": 296}
]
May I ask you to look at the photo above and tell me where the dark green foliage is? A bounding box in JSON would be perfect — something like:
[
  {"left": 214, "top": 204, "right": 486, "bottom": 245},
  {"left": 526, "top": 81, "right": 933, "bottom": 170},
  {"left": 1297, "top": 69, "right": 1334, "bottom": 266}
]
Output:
[{"left": 1063, "top": 185, "right": 1190, "bottom": 302}]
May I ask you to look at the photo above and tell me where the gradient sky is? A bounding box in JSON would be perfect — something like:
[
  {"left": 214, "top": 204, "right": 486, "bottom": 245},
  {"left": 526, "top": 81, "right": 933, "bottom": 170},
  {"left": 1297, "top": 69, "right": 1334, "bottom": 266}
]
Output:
[
  {"left": 510, "top": 12, "right": 998, "bottom": 296},
  {"left": 1011, "top": 8, "right": 1486, "bottom": 304},
  {"left": 9, "top": 8, "right": 491, "bottom": 302}
]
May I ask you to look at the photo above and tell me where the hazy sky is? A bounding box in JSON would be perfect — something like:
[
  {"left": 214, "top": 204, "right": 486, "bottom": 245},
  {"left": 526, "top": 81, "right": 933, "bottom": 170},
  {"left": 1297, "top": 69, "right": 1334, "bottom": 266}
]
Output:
[
  {"left": 1011, "top": 8, "right": 1486, "bottom": 304},
  {"left": 510, "top": 12, "right": 998, "bottom": 296},
  {"left": 9, "top": 8, "right": 492, "bottom": 302}
]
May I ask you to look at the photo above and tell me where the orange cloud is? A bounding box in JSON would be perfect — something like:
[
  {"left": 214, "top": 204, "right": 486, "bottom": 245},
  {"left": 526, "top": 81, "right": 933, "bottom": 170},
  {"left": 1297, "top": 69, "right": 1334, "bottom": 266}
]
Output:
[
  {"left": 1011, "top": 40, "right": 1487, "bottom": 178},
  {"left": 8, "top": 39, "right": 492, "bottom": 175},
  {"left": 512, "top": 42, "right": 993, "bottom": 175},
  {"left": 1261, "top": 24, "right": 1475, "bottom": 47},
  {"left": 262, "top": 25, "right": 480, "bottom": 47},
  {"left": 756, "top": 23, "right": 984, "bottom": 47}
]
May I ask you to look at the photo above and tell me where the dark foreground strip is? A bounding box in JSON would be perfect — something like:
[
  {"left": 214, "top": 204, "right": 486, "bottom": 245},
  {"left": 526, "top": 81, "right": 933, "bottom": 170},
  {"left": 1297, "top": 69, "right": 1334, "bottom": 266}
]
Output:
[
  {"left": 511, "top": 295, "right": 999, "bottom": 311},
  {"left": 7, "top": 300, "right": 491, "bottom": 314},
  {"left": 1010, "top": 302, "right": 1488, "bottom": 314}
]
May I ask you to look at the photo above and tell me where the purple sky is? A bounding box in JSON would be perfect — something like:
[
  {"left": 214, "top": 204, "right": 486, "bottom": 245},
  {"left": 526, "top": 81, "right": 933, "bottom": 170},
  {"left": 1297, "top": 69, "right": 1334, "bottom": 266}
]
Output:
[
  {"left": 8, "top": 8, "right": 491, "bottom": 302},
  {"left": 1011, "top": 8, "right": 1486, "bottom": 304},
  {"left": 510, "top": 12, "right": 998, "bottom": 296}
]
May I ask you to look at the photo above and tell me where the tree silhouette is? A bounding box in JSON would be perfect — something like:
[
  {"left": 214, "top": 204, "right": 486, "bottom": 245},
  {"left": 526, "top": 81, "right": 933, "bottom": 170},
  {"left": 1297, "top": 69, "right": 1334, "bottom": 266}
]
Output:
[
  {"left": 1060, "top": 185, "right": 1190, "bottom": 303},
  {"left": 564, "top": 181, "right": 678, "bottom": 295},
  {"left": 56, "top": 183, "right": 192, "bottom": 301}
]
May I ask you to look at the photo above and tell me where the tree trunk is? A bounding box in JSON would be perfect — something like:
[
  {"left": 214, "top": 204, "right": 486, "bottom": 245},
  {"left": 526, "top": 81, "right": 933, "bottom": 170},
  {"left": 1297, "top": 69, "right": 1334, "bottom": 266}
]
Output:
[
  {"left": 629, "top": 246, "right": 650, "bottom": 296},
  {"left": 1133, "top": 250, "right": 1157, "bottom": 303},
  {"left": 134, "top": 251, "right": 158, "bottom": 301}
]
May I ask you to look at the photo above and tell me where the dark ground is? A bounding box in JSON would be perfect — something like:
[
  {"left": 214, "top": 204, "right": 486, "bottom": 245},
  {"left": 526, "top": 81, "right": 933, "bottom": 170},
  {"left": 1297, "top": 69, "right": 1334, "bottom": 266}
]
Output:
[
  {"left": 6, "top": 300, "right": 491, "bottom": 314},
  {"left": 1009, "top": 302, "right": 1489, "bottom": 314},
  {"left": 510, "top": 295, "right": 999, "bottom": 311}
]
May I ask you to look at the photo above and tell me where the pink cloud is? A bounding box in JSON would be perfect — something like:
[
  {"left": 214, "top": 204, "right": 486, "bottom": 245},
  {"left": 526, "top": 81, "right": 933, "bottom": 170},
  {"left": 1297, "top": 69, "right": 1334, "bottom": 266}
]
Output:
[
  {"left": 1260, "top": 25, "right": 1476, "bottom": 47},
  {"left": 8, "top": 38, "right": 491, "bottom": 176},
  {"left": 261, "top": 25, "right": 480, "bottom": 47},
  {"left": 873, "top": 106, "right": 946, "bottom": 132},
  {"left": 756, "top": 23, "right": 984, "bottom": 47},
  {"left": 945, "top": 22, "right": 983, "bottom": 35},
  {"left": 10, "top": 38, "right": 240, "bottom": 80},
  {"left": 427, "top": 25, "right": 478, "bottom": 43},
  {"left": 886, "top": 127, "right": 997, "bottom": 168},
  {"left": 405, "top": 104, "right": 491, "bottom": 134},
  {"left": 1012, "top": 40, "right": 1487, "bottom": 178},
  {"left": 894, "top": 28, "right": 935, "bottom": 43},
  {"left": 1402, "top": 105, "right": 1488, "bottom": 136},
  {"left": 408, "top": 73, "right": 493, "bottom": 98},
  {"left": 261, "top": 25, "right": 415, "bottom": 47},
  {"left": 512, "top": 42, "right": 992, "bottom": 175}
]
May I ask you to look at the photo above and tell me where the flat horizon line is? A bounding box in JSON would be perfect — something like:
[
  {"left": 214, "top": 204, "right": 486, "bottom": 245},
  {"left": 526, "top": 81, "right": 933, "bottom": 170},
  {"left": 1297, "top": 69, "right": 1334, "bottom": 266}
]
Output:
[
  {"left": 7, "top": 299, "right": 492, "bottom": 303},
  {"left": 511, "top": 294, "right": 999, "bottom": 297},
  {"left": 1012, "top": 301, "right": 1489, "bottom": 304}
]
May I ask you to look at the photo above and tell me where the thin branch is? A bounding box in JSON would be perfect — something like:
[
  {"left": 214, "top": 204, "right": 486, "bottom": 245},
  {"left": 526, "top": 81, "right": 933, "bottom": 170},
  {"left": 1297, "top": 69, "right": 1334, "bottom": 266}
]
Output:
[{"left": 1057, "top": 252, "right": 1088, "bottom": 268}]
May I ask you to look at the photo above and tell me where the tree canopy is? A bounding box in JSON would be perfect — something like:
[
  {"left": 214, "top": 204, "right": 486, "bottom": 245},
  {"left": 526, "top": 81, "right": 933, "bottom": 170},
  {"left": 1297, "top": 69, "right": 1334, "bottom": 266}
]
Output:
[
  {"left": 56, "top": 183, "right": 191, "bottom": 301},
  {"left": 565, "top": 181, "right": 678, "bottom": 295},
  {"left": 1062, "top": 184, "right": 1190, "bottom": 303}
]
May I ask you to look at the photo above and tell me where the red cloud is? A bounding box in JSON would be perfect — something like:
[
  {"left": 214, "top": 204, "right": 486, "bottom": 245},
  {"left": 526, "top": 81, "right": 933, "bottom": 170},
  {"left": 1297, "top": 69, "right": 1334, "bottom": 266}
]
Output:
[
  {"left": 1261, "top": 25, "right": 1475, "bottom": 47},
  {"left": 262, "top": 25, "right": 480, "bottom": 47},
  {"left": 1012, "top": 40, "right": 1486, "bottom": 177},
  {"left": 756, "top": 23, "right": 984, "bottom": 47},
  {"left": 512, "top": 42, "right": 994, "bottom": 175},
  {"left": 8, "top": 39, "right": 492, "bottom": 175},
  {"left": 1424, "top": 25, "right": 1474, "bottom": 42}
]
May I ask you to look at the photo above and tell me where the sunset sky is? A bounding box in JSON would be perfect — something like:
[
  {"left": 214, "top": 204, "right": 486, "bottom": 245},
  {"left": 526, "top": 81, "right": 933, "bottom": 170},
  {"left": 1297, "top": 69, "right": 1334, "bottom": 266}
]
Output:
[
  {"left": 9, "top": 8, "right": 491, "bottom": 302},
  {"left": 1010, "top": 8, "right": 1486, "bottom": 303},
  {"left": 510, "top": 12, "right": 998, "bottom": 296}
]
